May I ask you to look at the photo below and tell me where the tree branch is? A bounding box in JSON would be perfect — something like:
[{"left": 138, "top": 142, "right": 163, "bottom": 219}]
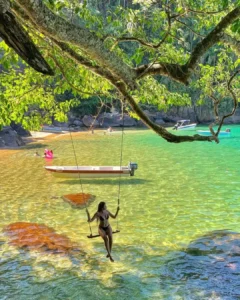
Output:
[
  {"left": 115, "top": 81, "right": 215, "bottom": 143},
  {"left": 15, "top": 0, "right": 137, "bottom": 89},
  {"left": 186, "top": 6, "right": 240, "bottom": 71},
  {"left": 110, "top": 9, "right": 172, "bottom": 50},
  {"left": 0, "top": 1, "right": 53, "bottom": 75},
  {"left": 208, "top": 71, "right": 239, "bottom": 137},
  {"left": 135, "top": 7, "right": 240, "bottom": 84},
  {"left": 188, "top": 8, "right": 228, "bottom": 15},
  {"left": 49, "top": 54, "right": 106, "bottom": 97},
  {"left": 176, "top": 19, "right": 205, "bottom": 38},
  {"left": 221, "top": 70, "right": 239, "bottom": 124},
  {"left": 50, "top": 38, "right": 121, "bottom": 86}
]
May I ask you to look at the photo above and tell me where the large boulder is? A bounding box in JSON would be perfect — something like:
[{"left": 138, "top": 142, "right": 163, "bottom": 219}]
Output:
[
  {"left": 98, "top": 113, "right": 137, "bottom": 127},
  {"left": 122, "top": 115, "right": 137, "bottom": 127},
  {"left": 82, "top": 115, "right": 100, "bottom": 127},
  {"left": 10, "top": 122, "right": 31, "bottom": 137},
  {"left": 155, "top": 118, "right": 166, "bottom": 125},
  {"left": 98, "top": 112, "right": 121, "bottom": 127},
  {"left": 0, "top": 126, "right": 25, "bottom": 148},
  {"left": 72, "top": 119, "right": 83, "bottom": 127}
]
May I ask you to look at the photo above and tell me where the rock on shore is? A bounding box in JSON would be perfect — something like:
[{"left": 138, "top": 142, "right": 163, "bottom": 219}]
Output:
[{"left": 0, "top": 126, "right": 25, "bottom": 148}]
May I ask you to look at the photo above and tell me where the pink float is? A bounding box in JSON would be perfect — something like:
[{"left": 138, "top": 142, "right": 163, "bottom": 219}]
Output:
[{"left": 44, "top": 149, "right": 53, "bottom": 159}]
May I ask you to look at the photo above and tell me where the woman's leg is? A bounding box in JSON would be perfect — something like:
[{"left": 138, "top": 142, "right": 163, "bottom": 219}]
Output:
[
  {"left": 107, "top": 226, "right": 113, "bottom": 254},
  {"left": 99, "top": 228, "right": 114, "bottom": 262}
]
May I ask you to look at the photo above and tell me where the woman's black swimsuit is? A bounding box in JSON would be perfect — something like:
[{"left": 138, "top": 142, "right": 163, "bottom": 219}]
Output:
[
  {"left": 100, "top": 225, "right": 109, "bottom": 232},
  {"left": 99, "top": 214, "right": 109, "bottom": 231}
]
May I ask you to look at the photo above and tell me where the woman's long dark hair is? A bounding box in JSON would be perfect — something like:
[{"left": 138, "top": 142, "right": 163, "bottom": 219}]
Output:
[{"left": 98, "top": 202, "right": 105, "bottom": 212}]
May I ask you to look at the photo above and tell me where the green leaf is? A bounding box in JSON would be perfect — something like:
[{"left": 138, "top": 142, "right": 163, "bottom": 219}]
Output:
[
  {"left": 231, "top": 19, "right": 240, "bottom": 33},
  {"left": 222, "top": 0, "right": 229, "bottom": 9}
]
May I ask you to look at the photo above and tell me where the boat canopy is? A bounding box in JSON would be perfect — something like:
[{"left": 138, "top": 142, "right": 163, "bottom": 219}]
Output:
[{"left": 176, "top": 120, "right": 190, "bottom": 124}]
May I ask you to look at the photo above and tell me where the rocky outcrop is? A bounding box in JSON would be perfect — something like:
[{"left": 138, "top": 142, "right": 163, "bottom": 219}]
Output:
[
  {"left": 98, "top": 113, "right": 137, "bottom": 127},
  {"left": 0, "top": 126, "right": 25, "bottom": 148},
  {"left": 82, "top": 115, "right": 100, "bottom": 127},
  {"left": 10, "top": 122, "right": 31, "bottom": 137}
]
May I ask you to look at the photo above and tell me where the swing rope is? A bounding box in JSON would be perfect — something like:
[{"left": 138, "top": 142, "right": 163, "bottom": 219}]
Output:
[
  {"left": 89, "top": 99, "right": 104, "bottom": 133},
  {"left": 87, "top": 105, "right": 125, "bottom": 238},
  {"left": 68, "top": 99, "right": 125, "bottom": 238},
  {"left": 68, "top": 126, "right": 93, "bottom": 237},
  {"left": 116, "top": 100, "right": 125, "bottom": 231}
]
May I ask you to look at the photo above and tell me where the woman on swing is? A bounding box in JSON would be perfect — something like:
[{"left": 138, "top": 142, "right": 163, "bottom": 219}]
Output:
[{"left": 86, "top": 202, "right": 120, "bottom": 262}]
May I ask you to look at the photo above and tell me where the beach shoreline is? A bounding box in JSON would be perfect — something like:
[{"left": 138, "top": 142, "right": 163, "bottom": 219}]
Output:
[{"left": 0, "top": 127, "right": 151, "bottom": 152}]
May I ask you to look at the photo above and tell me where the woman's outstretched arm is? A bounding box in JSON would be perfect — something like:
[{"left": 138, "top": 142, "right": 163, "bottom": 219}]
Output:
[
  {"left": 86, "top": 209, "right": 98, "bottom": 222},
  {"left": 108, "top": 206, "right": 120, "bottom": 219}
]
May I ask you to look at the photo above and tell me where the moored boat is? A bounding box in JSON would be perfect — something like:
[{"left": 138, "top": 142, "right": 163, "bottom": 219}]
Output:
[
  {"left": 45, "top": 162, "right": 138, "bottom": 178},
  {"left": 173, "top": 120, "right": 197, "bottom": 130},
  {"left": 197, "top": 129, "right": 231, "bottom": 137}
]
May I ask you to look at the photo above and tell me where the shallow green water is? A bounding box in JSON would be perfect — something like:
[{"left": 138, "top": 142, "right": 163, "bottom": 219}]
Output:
[{"left": 1, "top": 126, "right": 240, "bottom": 299}]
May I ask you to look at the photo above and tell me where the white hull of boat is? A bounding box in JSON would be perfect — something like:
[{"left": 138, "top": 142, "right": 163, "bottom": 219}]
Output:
[
  {"left": 197, "top": 130, "right": 231, "bottom": 137},
  {"left": 176, "top": 124, "right": 197, "bottom": 130},
  {"left": 45, "top": 165, "right": 137, "bottom": 178}
]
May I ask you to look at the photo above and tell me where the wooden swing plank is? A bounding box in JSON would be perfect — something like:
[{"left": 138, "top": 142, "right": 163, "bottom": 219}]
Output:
[{"left": 87, "top": 230, "right": 120, "bottom": 238}]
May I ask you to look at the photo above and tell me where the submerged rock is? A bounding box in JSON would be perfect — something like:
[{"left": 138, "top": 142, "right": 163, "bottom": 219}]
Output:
[
  {"left": 187, "top": 230, "right": 240, "bottom": 256},
  {"left": 159, "top": 230, "right": 240, "bottom": 298},
  {"left": 62, "top": 193, "right": 95, "bottom": 208},
  {"left": 3, "top": 222, "right": 77, "bottom": 254}
]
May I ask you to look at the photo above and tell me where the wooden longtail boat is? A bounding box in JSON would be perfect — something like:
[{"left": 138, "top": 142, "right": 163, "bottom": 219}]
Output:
[{"left": 45, "top": 162, "right": 138, "bottom": 178}]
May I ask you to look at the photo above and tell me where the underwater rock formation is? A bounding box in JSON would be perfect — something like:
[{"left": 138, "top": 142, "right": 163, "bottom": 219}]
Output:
[
  {"left": 3, "top": 222, "right": 76, "bottom": 254},
  {"left": 159, "top": 230, "right": 240, "bottom": 298},
  {"left": 62, "top": 193, "right": 95, "bottom": 208}
]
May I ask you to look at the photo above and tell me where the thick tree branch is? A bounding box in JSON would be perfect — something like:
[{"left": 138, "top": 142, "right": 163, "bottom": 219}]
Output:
[
  {"left": 135, "top": 7, "right": 240, "bottom": 84},
  {"left": 115, "top": 81, "right": 215, "bottom": 143},
  {"left": 0, "top": 0, "right": 53, "bottom": 75},
  {"left": 136, "top": 63, "right": 190, "bottom": 84},
  {"left": 46, "top": 42, "right": 213, "bottom": 143},
  {"left": 15, "top": 0, "right": 137, "bottom": 89},
  {"left": 50, "top": 38, "right": 121, "bottom": 86},
  {"left": 186, "top": 6, "right": 240, "bottom": 71},
  {"left": 12, "top": 4, "right": 119, "bottom": 88}
]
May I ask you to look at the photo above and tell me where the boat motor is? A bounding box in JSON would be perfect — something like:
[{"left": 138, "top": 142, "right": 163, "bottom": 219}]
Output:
[{"left": 129, "top": 162, "right": 138, "bottom": 176}]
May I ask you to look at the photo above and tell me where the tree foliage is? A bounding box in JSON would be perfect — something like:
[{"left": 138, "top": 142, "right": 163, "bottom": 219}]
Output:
[{"left": 0, "top": 0, "right": 239, "bottom": 142}]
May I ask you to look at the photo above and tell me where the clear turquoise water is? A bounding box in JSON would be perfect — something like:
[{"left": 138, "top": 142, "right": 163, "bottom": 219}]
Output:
[{"left": 1, "top": 126, "right": 240, "bottom": 299}]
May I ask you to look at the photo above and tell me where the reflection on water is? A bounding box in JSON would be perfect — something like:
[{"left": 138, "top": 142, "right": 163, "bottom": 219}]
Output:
[
  {"left": 1, "top": 127, "right": 240, "bottom": 299},
  {"left": 59, "top": 178, "right": 148, "bottom": 185}
]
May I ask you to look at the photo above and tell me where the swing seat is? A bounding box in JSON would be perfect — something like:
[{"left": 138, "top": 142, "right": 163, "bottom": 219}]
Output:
[{"left": 87, "top": 230, "right": 120, "bottom": 239}]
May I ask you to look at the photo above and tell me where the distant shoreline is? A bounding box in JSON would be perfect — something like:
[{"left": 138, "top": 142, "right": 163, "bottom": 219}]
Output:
[{"left": 23, "top": 127, "right": 150, "bottom": 145}]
